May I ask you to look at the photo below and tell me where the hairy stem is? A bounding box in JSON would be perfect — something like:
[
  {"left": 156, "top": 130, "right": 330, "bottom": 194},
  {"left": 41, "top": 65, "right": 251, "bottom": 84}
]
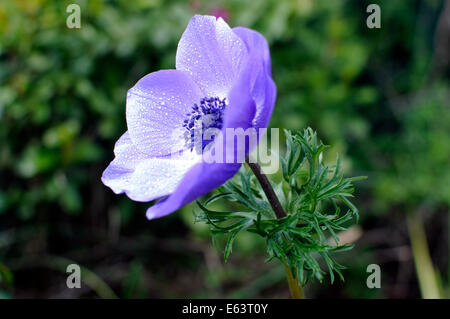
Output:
[
  {"left": 406, "top": 213, "right": 441, "bottom": 299},
  {"left": 245, "top": 156, "right": 304, "bottom": 298}
]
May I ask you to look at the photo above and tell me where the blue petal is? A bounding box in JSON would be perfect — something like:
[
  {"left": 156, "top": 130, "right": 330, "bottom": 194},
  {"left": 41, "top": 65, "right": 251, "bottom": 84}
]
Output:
[
  {"left": 233, "top": 27, "right": 276, "bottom": 131},
  {"left": 126, "top": 69, "right": 203, "bottom": 157},
  {"left": 176, "top": 15, "right": 248, "bottom": 98},
  {"left": 101, "top": 131, "right": 201, "bottom": 202}
]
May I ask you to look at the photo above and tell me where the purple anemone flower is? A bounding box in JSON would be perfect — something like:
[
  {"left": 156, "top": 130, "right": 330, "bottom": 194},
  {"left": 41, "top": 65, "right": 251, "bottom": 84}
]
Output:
[{"left": 101, "top": 15, "right": 276, "bottom": 220}]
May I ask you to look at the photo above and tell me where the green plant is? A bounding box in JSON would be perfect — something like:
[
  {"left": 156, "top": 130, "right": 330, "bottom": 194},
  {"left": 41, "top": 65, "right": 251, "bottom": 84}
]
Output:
[{"left": 196, "top": 128, "right": 365, "bottom": 297}]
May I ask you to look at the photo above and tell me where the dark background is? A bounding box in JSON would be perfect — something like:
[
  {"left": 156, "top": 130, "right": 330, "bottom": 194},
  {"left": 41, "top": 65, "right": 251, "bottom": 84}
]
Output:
[{"left": 0, "top": 0, "right": 448, "bottom": 298}]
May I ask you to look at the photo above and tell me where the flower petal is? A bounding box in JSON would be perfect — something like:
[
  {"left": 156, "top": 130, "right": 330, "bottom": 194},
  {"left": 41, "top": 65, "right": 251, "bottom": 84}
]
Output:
[
  {"left": 102, "top": 131, "right": 201, "bottom": 202},
  {"left": 233, "top": 27, "right": 276, "bottom": 131},
  {"left": 176, "top": 15, "right": 247, "bottom": 97},
  {"left": 127, "top": 152, "right": 201, "bottom": 202},
  {"left": 126, "top": 69, "right": 203, "bottom": 156},
  {"left": 113, "top": 131, "right": 132, "bottom": 156},
  {"left": 146, "top": 60, "right": 257, "bottom": 219}
]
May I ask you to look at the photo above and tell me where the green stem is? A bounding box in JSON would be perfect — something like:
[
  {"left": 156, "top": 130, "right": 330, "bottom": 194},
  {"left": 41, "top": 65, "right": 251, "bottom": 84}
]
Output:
[
  {"left": 406, "top": 213, "right": 441, "bottom": 299},
  {"left": 245, "top": 156, "right": 305, "bottom": 299},
  {"left": 284, "top": 264, "right": 305, "bottom": 299}
]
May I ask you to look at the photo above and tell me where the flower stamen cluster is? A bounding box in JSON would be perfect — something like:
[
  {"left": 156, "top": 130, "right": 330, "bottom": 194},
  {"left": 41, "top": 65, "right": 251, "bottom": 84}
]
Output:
[{"left": 182, "top": 97, "right": 227, "bottom": 151}]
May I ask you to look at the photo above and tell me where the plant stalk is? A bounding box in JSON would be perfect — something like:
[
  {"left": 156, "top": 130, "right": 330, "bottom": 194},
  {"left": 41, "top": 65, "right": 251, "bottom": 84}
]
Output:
[
  {"left": 245, "top": 156, "right": 286, "bottom": 219},
  {"left": 284, "top": 264, "right": 304, "bottom": 299},
  {"left": 245, "top": 156, "right": 304, "bottom": 299},
  {"left": 406, "top": 213, "right": 441, "bottom": 299}
]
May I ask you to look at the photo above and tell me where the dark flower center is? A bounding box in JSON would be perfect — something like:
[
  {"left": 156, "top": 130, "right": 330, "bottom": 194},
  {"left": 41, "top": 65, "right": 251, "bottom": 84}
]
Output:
[{"left": 182, "top": 97, "right": 227, "bottom": 152}]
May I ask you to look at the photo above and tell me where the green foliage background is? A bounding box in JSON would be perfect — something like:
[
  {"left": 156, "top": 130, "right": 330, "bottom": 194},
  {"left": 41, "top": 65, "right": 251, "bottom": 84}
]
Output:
[{"left": 0, "top": 0, "right": 448, "bottom": 298}]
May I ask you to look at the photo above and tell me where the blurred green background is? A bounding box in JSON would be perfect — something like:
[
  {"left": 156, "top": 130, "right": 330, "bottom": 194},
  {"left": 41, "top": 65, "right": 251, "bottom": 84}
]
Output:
[{"left": 0, "top": 0, "right": 449, "bottom": 298}]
